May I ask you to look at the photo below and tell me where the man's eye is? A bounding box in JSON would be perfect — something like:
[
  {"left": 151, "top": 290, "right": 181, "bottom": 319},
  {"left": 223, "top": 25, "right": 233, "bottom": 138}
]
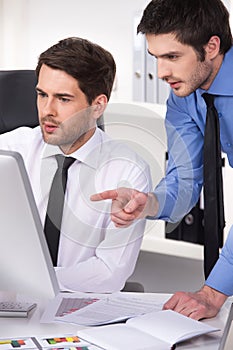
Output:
[
  {"left": 168, "top": 55, "right": 178, "bottom": 60},
  {"left": 37, "top": 91, "right": 47, "bottom": 98},
  {"left": 59, "top": 97, "right": 70, "bottom": 103}
]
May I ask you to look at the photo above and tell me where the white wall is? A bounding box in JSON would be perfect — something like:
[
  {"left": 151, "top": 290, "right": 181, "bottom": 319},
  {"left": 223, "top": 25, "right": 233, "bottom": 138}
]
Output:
[
  {"left": 0, "top": 0, "right": 150, "bottom": 101},
  {"left": 0, "top": 0, "right": 232, "bottom": 101}
]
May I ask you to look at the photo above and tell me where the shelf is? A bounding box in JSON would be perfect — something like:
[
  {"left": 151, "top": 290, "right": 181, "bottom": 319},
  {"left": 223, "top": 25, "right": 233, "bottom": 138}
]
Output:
[{"left": 141, "top": 221, "right": 203, "bottom": 261}]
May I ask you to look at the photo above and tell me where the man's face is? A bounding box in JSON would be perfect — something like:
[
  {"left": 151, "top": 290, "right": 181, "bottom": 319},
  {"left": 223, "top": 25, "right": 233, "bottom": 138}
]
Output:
[
  {"left": 37, "top": 64, "right": 95, "bottom": 154},
  {"left": 146, "top": 33, "right": 214, "bottom": 97}
]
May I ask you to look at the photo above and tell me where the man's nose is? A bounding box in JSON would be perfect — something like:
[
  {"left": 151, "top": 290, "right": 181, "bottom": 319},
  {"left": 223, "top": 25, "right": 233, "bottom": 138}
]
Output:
[
  {"left": 41, "top": 98, "right": 56, "bottom": 117},
  {"left": 157, "top": 60, "right": 171, "bottom": 80}
]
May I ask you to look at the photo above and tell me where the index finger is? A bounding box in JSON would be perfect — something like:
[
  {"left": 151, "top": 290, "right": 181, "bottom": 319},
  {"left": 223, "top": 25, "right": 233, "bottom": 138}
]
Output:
[
  {"left": 163, "top": 294, "right": 181, "bottom": 310},
  {"left": 90, "top": 189, "right": 118, "bottom": 201}
]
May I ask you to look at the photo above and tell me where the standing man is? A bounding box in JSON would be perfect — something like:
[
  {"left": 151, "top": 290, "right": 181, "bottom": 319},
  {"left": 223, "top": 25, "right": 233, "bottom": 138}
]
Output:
[
  {"left": 1, "top": 37, "right": 152, "bottom": 293},
  {"left": 91, "top": 0, "right": 233, "bottom": 317}
]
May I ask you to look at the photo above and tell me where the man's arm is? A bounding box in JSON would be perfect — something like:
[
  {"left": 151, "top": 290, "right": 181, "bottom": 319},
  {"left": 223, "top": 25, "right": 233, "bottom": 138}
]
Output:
[
  {"left": 163, "top": 285, "right": 228, "bottom": 320},
  {"left": 56, "top": 219, "right": 146, "bottom": 293},
  {"left": 91, "top": 97, "right": 205, "bottom": 227},
  {"left": 90, "top": 188, "right": 159, "bottom": 227},
  {"left": 164, "top": 227, "right": 233, "bottom": 320}
]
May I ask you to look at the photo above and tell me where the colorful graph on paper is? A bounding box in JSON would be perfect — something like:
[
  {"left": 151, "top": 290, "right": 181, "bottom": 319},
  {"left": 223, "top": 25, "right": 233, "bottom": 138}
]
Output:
[{"left": 55, "top": 297, "right": 99, "bottom": 317}]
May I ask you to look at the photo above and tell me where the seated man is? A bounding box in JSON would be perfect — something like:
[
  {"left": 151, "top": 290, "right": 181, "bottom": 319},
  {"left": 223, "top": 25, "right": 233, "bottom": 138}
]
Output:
[{"left": 1, "top": 37, "right": 152, "bottom": 293}]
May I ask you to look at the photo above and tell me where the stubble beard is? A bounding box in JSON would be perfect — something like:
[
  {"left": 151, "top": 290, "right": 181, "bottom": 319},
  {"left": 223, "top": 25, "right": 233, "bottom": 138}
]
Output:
[
  {"left": 171, "top": 60, "right": 213, "bottom": 97},
  {"left": 41, "top": 117, "right": 94, "bottom": 153}
]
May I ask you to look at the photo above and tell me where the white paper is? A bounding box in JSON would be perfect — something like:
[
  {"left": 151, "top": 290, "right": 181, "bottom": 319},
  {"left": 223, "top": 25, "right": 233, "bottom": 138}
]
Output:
[
  {"left": 78, "top": 310, "right": 219, "bottom": 350},
  {"left": 34, "top": 333, "right": 95, "bottom": 349},
  {"left": 126, "top": 310, "right": 219, "bottom": 344},
  {"left": 58, "top": 295, "right": 163, "bottom": 325},
  {"left": 79, "top": 324, "right": 168, "bottom": 350},
  {"left": 40, "top": 292, "right": 107, "bottom": 323},
  {"left": 0, "top": 337, "right": 37, "bottom": 350}
]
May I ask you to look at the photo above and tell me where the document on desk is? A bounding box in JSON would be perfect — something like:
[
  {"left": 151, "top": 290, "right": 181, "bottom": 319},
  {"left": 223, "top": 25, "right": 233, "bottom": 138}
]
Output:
[
  {"left": 0, "top": 335, "right": 102, "bottom": 350},
  {"left": 34, "top": 334, "right": 102, "bottom": 350},
  {"left": 56, "top": 294, "right": 163, "bottom": 326},
  {"left": 40, "top": 292, "right": 106, "bottom": 323},
  {"left": 78, "top": 310, "right": 220, "bottom": 350},
  {"left": 0, "top": 337, "right": 37, "bottom": 350}
]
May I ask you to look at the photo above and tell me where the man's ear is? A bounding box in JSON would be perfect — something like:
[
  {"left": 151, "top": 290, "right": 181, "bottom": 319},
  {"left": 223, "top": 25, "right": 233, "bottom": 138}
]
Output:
[
  {"left": 92, "top": 94, "right": 108, "bottom": 120},
  {"left": 205, "top": 35, "right": 221, "bottom": 59}
]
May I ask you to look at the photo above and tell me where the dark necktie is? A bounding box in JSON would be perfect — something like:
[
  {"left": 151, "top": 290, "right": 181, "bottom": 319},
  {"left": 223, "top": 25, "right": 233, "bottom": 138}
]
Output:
[
  {"left": 202, "top": 93, "right": 225, "bottom": 278},
  {"left": 44, "top": 155, "right": 76, "bottom": 266}
]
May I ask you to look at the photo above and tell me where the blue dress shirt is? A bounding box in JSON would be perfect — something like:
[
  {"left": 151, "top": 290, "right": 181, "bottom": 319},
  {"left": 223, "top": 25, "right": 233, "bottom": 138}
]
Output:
[
  {"left": 206, "top": 226, "right": 233, "bottom": 295},
  {"left": 153, "top": 46, "right": 233, "bottom": 294},
  {"left": 154, "top": 46, "right": 233, "bottom": 223}
]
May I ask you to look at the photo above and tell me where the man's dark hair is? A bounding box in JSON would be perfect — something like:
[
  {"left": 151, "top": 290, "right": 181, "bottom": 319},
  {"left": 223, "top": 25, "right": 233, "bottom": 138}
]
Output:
[
  {"left": 36, "top": 37, "right": 116, "bottom": 104},
  {"left": 137, "top": 0, "right": 232, "bottom": 61}
]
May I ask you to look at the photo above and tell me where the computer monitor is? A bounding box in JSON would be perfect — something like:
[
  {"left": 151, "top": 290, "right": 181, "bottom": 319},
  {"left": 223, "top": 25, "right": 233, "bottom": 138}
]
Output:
[
  {"left": 0, "top": 150, "right": 59, "bottom": 300},
  {"left": 218, "top": 303, "right": 233, "bottom": 350}
]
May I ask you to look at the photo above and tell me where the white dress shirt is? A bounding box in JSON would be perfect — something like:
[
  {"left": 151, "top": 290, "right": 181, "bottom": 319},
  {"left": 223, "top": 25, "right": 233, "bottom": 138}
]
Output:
[{"left": 0, "top": 126, "right": 152, "bottom": 293}]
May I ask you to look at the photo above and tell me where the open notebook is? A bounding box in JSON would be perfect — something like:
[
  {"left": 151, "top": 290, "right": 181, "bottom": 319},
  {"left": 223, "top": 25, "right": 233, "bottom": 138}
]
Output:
[
  {"left": 78, "top": 309, "right": 219, "bottom": 350},
  {"left": 0, "top": 150, "right": 59, "bottom": 300}
]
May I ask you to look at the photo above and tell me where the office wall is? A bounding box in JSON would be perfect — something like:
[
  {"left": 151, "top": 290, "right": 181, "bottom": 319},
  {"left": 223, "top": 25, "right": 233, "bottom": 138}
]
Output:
[
  {"left": 0, "top": 0, "right": 232, "bottom": 101},
  {"left": 0, "top": 0, "right": 150, "bottom": 101}
]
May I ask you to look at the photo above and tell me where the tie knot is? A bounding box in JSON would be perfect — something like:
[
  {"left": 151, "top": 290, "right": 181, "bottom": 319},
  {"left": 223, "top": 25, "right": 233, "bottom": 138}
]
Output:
[
  {"left": 202, "top": 93, "right": 215, "bottom": 108},
  {"left": 55, "top": 154, "right": 76, "bottom": 170}
]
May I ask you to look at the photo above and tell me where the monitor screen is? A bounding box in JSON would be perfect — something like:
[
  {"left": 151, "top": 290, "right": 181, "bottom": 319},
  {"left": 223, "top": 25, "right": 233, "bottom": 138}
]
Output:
[
  {"left": 0, "top": 150, "right": 59, "bottom": 300},
  {"left": 218, "top": 303, "right": 233, "bottom": 350}
]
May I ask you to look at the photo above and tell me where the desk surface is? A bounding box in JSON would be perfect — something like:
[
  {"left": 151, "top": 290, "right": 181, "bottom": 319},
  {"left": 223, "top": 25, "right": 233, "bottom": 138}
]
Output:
[{"left": 0, "top": 292, "right": 231, "bottom": 350}]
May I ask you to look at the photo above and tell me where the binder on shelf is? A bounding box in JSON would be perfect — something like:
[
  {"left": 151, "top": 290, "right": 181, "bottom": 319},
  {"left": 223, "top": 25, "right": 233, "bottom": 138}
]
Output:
[
  {"left": 145, "top": 52, "right": 158, "bottom": 103},
  {"left": 133, "top": 14, "right": 146, "bottom": 102}
]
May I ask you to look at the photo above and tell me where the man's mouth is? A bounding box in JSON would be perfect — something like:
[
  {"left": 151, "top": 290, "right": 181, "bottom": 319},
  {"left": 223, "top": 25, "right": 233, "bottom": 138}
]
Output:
[
  {"left": 168, "top": 81, "right": 181, "bottom": 89},
  {"left": 43, "top": 122, "right": 59, "bottom": 133}
]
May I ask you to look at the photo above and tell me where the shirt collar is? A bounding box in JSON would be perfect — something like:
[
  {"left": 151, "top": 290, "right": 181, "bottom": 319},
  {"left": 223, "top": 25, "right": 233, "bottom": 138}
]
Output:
[
  {"left": 198, "top": 46, "right": 233, "bottom": 96},
  {"left": 41, "top": 127, "right": 104, "bottom": 169}
]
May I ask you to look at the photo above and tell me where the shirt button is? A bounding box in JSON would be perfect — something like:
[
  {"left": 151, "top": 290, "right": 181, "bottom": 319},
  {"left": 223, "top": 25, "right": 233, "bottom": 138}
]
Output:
[
  {"left": 226, "top": 142, "right": 232, "bottom": 147},
  {"left": 218, "top": 113, "right": 222, "bottom": 118}
]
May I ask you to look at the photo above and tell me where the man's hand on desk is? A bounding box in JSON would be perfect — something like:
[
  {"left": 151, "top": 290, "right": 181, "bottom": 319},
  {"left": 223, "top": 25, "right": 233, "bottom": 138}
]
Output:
[
  {"left": 163, "top": 285, "right": 228, "bottom": 320},
  {"left": 90, "top": 188, "right": 159, "bottom": 227}
]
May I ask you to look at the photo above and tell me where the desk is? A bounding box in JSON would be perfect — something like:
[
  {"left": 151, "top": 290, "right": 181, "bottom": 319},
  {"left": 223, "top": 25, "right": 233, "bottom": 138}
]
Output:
[{"left": 0, "top": 293, "right": 231, "bottom": 349}]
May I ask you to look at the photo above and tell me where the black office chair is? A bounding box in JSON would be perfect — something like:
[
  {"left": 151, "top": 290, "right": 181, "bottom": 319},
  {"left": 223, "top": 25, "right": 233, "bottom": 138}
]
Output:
[
  {"left": 0, "top": 70, "right": 39, "bottom": 133},
  {"left": 0, "top": 69, "right": 104, "bottom": 134},
  {"left": 122, "top": 281, "right": 144, "bottom": 293}
]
